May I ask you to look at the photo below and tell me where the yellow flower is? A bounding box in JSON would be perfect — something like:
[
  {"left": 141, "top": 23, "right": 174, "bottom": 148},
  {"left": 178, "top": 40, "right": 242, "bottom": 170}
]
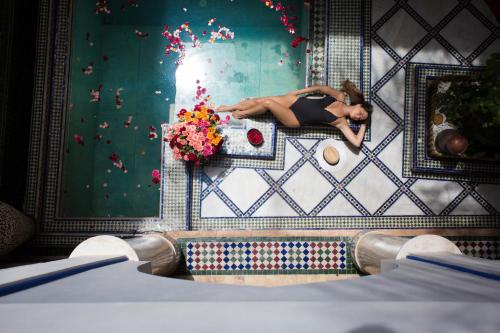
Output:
[
  {"left": 212, "top": 135, "right": 222, "bottom": 145},
  {"left": 195, "top": 110, "right": 209, "bottom": 120},
  {"left": 207, "top": 128, "right": 216, "bottom": 139}
]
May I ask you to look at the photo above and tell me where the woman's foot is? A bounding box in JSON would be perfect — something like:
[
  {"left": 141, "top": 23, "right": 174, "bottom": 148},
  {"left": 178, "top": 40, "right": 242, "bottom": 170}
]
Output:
[
  {"left": 216, "top": 98, "right": 259, "bottom": 112},
  {"left": 215, "top": 105, "right": 234, "bottom": 112}
]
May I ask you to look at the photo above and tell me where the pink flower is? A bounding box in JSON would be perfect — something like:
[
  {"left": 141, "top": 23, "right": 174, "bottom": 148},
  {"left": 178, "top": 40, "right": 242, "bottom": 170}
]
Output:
[
  {"left": 73, "top": 134, "right": 84, "bottom": 145},
  {"left": 202, "top": 145, "right": 213, "bottom": 157},
  {"left": 173, "top": 152, "right": 181, "bottom": 160},
  {"left": 194, "top": 144, "right": 204, "bottom": 152},
  {"left": 198, "top": 120, "right": 210, "bottom": 127},
  {"left": 151, "top": 169, "right": 161, "bottom": 184},
  {"left": 219, "top": 115, "right": 230, "bottom": 125},
  {"left": 291, "top": 35, "right": 307, "bottom": 48}
]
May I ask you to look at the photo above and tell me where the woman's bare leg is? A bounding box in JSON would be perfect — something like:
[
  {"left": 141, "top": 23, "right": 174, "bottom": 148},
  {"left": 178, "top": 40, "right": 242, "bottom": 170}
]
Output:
[
  {"left": 217, "top": 94, "right": 297, "bottom": 112},
  {"left": 233, "top": 98, "right": 300, "bottom": 128},
  {"left": 216, "top": 98, "right": 260, "bottom": 112},
  {"left": 232, "top": 103, "right": 268, "bottom": 117}
]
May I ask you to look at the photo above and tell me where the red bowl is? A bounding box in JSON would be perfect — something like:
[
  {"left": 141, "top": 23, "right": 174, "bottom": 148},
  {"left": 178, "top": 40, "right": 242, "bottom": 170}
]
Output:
[{"left": 247, "top": 128, "right": 264, "bottom": 146}]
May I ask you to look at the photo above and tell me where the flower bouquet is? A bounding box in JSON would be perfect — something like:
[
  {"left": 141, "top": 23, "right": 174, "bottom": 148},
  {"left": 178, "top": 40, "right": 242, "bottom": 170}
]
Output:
[{"left": 166, "top": 102, "right": 229, "bottom": 165}]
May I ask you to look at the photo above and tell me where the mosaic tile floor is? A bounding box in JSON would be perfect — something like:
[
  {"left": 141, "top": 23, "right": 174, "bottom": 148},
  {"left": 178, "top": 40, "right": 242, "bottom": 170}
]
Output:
[{"left": 160, "top": 0, "right": 500, "bottom": 231}]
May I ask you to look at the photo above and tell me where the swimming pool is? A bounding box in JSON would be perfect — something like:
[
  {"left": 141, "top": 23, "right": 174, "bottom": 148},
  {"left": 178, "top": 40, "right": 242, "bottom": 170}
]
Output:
[{"left": 60, "top": 0, "right": 311, "bottom": 217}]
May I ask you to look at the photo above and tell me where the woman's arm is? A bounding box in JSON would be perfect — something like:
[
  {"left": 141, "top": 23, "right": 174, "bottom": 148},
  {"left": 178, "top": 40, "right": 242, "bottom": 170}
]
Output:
[
  {"left": 289, "top": 85, "right": 345, "bottom": 100},
  {"left": 288, "top": 85, "right": 324, "bottom": 96},
  {"left": 335, "top": 122, "right": 367, "bottom": 148},
  {"left": 318, "top": 86, "right": 345, "bottom": 101}
]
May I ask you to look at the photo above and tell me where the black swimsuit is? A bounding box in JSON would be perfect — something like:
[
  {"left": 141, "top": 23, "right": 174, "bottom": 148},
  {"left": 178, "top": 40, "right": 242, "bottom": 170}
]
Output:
[{"left": 290, "top": 94, "right": 339, "bottom": 125}]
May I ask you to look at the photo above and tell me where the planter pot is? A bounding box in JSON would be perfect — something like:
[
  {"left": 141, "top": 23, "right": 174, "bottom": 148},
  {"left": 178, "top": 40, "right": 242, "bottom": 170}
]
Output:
[
  {"left": 435, "top": 129, "right": 469, "bottom": 155},
  {"left": 0, "top": 202, "right": 35, "bottom": 255}
]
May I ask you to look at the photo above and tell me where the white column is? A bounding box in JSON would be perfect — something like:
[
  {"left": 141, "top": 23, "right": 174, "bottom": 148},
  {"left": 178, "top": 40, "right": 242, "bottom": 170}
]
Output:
[
  {"left": 352, "top": 231, "right": 462, "bottom": 275},
  {"left": 70, "top": 234, "right": 180, "bottom": 276}
]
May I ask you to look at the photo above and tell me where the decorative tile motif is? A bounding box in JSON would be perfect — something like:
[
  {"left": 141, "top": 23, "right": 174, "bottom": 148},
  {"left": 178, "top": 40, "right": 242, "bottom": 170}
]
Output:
[
  {"left": 310, "top": 0, "right": 327, "bottom": 84},
  {"left": 332, "top": 0, "right": 371, "bottom": 91},
  {"left": 454, "top": 239, "right": 499, "bottom": 260},
  {"left": 23, "top": 0, "right": 153, "bottom": 234},
  {"left": 178, "top": 237, "right": 353, "bottom": 275},
  {"left": 325, "top": 0, "right": 371, "bottom": 139},
  {"left": 176, "top": 236, "right": 500, "bottom": 275},
  {"left": 439, "top": 9, "right": 492, "bottom": 58},
  {"left": 184, "top": 135, "right": 498, "bottom": 230},
  {"left": 159, "top": 129, "right": 190, "bottom": 231},
  {"left": 25, "top": 0, "right": 52, "bottom": 221}
]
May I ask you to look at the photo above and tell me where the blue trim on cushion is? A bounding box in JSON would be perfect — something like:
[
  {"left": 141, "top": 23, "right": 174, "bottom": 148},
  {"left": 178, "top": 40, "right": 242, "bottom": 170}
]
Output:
[
  {"left": 407, "top": 255, "right": 500, "bottom": 281},
  {"left": 0, "top": 256, "right": 128, "bottom": 297}
]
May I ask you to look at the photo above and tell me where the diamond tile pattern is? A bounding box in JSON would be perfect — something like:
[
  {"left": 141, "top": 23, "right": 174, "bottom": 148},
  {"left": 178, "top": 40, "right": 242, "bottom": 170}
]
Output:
[
  {"left": 184, "top": 239, "right": 348, "bottom": 273},
  {"left": 455, "top": 240, "right": 499, "bottom": 260},
  {"left": 346, "top": 162, "right": 398, "bottom": 214},
  {"left": 407, "top": 0, "right": 457, "bottom": 27},
  {"left": 218, "top": 169, "right": 270, "bottom": 213},
  {"left": 178, "top": 237, "right": 499, "bottom": 275},
  {"left": 439, "top": 9, "right": 491, "bottom": 58},
  {"left": 376, "top": 9, "right": 427, "bottom": 58},
  {"left": 281, "top": 161, "right": 334, "bottom": 214}
]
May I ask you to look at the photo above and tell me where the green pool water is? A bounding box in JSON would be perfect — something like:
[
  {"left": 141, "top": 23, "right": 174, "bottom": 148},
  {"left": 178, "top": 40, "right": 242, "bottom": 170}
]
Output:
[{"left": 61, "top": 0, "right": 310, "bottom": 218}]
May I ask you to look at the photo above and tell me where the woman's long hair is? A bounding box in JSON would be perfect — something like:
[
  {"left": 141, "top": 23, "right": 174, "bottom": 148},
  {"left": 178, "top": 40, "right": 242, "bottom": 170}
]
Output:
[{"left": 341, "top": 80, "right": 373, "bottom": 117}]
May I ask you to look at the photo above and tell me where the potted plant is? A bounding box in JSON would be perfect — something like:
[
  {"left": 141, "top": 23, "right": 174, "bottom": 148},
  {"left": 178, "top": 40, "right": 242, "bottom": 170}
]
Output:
[{"left": 433, "top": 53, "right": 500, "bottom": 159}]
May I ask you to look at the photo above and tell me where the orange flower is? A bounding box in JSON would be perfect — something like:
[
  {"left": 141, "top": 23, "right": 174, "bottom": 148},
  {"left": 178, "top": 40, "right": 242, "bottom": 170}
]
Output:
[
  {"left": 183, "top": 111, "right": 192, "bottom": 122},
  {"left": 211, "top": 135, "right": 222, "bottom": 145},
  {"left": 207, "top": 128, "right": 215, "bottom": 140},
  {"left": 195, "top": 110, "right": 208, "bottom": 120}
]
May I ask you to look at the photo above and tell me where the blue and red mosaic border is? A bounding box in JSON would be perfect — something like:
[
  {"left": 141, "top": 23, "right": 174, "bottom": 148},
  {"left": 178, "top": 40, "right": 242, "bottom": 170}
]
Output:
[
  {"left": 176, "top": 236, "right": 500, "bottom": 275},
  {"left": 177, "top": 237, "right": 354, "bottom": 275}
]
